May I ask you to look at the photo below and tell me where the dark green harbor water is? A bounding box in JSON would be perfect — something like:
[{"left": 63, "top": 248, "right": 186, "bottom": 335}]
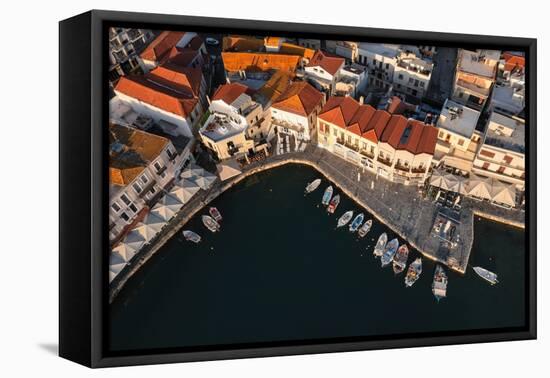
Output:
[{"left": 109, "top": 164, "right": 526, "bottom": 352}]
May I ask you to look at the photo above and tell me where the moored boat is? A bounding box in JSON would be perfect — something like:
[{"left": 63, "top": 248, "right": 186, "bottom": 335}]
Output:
[
  {"left": 201, "top": 215, "right": 220, "bottom": 233},
  {"left": 349, "top": 213, "right": 364, "bottom": 232},
  {"left": 209, "top": 207, "right": 222, "bottom": 222},
  {"left": 381, "top": 238, "right": 399, "bottom": 267},
  {"left": 321, "top": 185, "right": 333, "bottom": 206},
  {"left": 392, "top": 245, "right": 409, "bottom": 274},
  {"left": 327, "top": 194, "right": 340, "bottom": 214},
  {"left": 405, "top": 258, "right": 422, "bottom": 287},
  {"left": 373, "top": 232, "right": 387, "bottom": 257},
  {"left": 358, "top": 219, "right": 373, "bottom": 238},
  {"left": 305, "top": 178, "right": 322, "bottom": 194},
  {"left": 182, "top": 230, "right": 201, "bottom": 243},
  {"left": 473, "top": 266, "right": 499, "bottom": 285},
  {"left": 337, "top": 210, "right": 354, "bottom": 228},
  {"left": 432, "top": 264, "right": 448, "bottom": 301}
]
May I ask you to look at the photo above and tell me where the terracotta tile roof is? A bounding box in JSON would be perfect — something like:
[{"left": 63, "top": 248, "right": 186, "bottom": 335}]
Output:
[
  {"left": 211, "top": 83, "right": 249, "bottom": 105},
  {"left": 264, "top": 36, "right": 281, "bottom": 47},
  {"left": 380, "top": 116, "right": 437, "bottom": 154},
  {"left": 140, "top": 31, "right": 186, "bottom": 62},
  {"left": 254, "top": 70, "right": 292, "bottom": 105},
  {"left": 223, "top": 36, "right": 265, "bottom": 52},
  {"left": 319, "top": 96, "right": 436, "bottom": 154},
  {"left": 165, "top": 47, "right": 200, "bottom": 67},
  {"left": 279, "top": 43, "right": 315, "bottom": 60},
  {"left": 114, "top": 66, "right": 200, "bottom": 118},
  {"left": 306, "top": 50, "right": 345, "bottom": 76},
  {"left": 503, "top": 52, "right": 525, "bottom": 72},
  {"left": 271, "top": 81, "right": 324, "bottom": 116},
  {"left": 188, "top": 35, "right": 204, "bottom": 50},
  {"left": 222, "top": 52, "right": 300, "bottom": 74},
  {"left": 109, "top": 123, "right": 169, "bottom": 186}
]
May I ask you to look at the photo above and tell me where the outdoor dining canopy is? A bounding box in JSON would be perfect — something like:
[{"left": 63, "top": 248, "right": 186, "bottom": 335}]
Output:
[
  {"left": 490, "top": 183, "right": 517, "bottom": 208},
  {"left": 217, "top": 159, "right": 242, "bottom": 181},
  {"left": 123, "top": 229, "right": 147, "bottom": 252},
  {"left": 181, "top": 164, "right": 217, "bottom": 190},
  {"left": 109, "top": 245, "right": 135, "bottom": 283},
  {"left": 465, "top": 174, "right": 492, "bottom": 200},
  {"left": 151, "top": 192, "right": 183, "bottom": 221},
  {"left": 169, "top": 178, "right": 201, "bottom": 203},
  {"left": 133, "top": 212, "right": 166, "bottom": 242}
]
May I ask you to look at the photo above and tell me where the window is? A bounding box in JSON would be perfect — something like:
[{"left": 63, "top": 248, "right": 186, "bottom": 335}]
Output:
[
  {"left": 121, "top": 194, "right": 131, "bottom": 206},
  {"left": 111, "top": 202, "right": 121, "bottom": 212},
  {"left": 398, "top": 74, "right": 404, "bottom": 80},
  {"left": 129, "top": 203, "right": 138, "bottom": 213},
  {"left": 132, "top": 182, "right": 142, "bottom": 194},
  {"left": 154, "top": 161, "right": 162, "bottom": 171},
  {"left": 414, "top": 79, "right": 419, "bottom": 87},
  {"left": 141, "top": 175, "right": 148, "bottom": 184},
  {"left": 385, "top": 63, "right": 389, "bottom": 69},
  {"left": 420, "top": 81, "right": 425, "bottom": 88},
  {"left": 497, "top": 166, "right": 506, "bottom": 174},
  {"left": 408, "top": 77, "right": 414, "bottom": 84},
  {"left": 333, "top": 128, "right": 338, "bottom": 137},
  {"left": 479, "top": 149, "right": 496, "bottom": 158},
  {"left": 120, "top": 212, "right": 130, "bottom": 222},
  {"left": 458, "top": 139, "right": 464, "bottom": 146}
]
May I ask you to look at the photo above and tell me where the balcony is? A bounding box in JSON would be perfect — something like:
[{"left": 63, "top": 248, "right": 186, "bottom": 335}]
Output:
[
  {"left": 394, "top": 163, "right": 410, "bottom": 172},
  {"left": 377, "top": 156, "right": 393, "bottom": 166},
  {"left": 359, "top": 148, "right": 375, "bottom": 159},
  {"left": 156, "top": 166, "right": 167, "bottom": 176},
  {"left": 344, "top": 141, "right": 360, "bottom": 152},
  {"left": 411, "top": 166, "right": 427, "bottom": 174}
]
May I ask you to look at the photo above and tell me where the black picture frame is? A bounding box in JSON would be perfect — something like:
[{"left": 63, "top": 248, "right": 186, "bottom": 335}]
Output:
[{"left": 59, "top": 9, "right": 537, "bottom": 368}]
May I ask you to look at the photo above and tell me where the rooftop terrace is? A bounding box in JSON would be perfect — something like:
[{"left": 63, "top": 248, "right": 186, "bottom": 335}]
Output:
[{"left": 437, "top": 99, "right": 481, "bottom": 138}]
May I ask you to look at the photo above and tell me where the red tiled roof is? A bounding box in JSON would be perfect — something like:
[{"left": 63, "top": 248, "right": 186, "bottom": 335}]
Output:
[
  {"left": 222, "top": 52, "right": 300, "bottom": 74},
  {"left": 271, "top": 81, "right": 324, "bottom": 117},
  {"left": 140, "top": 31, "right": 186, "bottom": 62},
  {"left": 114, "top": 67, "right": 200, "bottom": 118},
  {"left": 319, "top": 96, "right": 436, "bottom": 154},
  {"left": 165, "top": 47, "right": 200, "bottom": 67},
  {"left": 149, "top": 64, "right": 202, "bottom": 96},
  {"left": 211, "top": 83, "right": 249, "bottom": 105},
  {"left": 503, "top": 52, "right": 525, "bottom": 73},
  {"left": 306, "top": 50, "right": 345, "bottom": 76}
]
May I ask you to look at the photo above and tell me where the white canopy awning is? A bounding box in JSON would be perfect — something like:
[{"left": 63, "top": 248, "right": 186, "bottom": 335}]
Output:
[
  {"left": 151, "top": 193, "right": 183, "bottom": 221},
  {"left": 109, "top": 249, "right": 131, "bottom": 283},
  {"left": 170, "top": 179, "right": 201, "bottom": 203},
  {"left": 490, "top": 182, "right": 517, "bottom": 207},
  {"left": 217, "top": 159, "right": 242, "bottom": 181},
  {"left": 123, "top": 229, "right": 146, "bottom": 252},
  {"left": 466, "top": 175, "right": 492, "bottom": 200},
  {"left": 429, "top": 170, "right": 445, "bottom": 188},
  {"left": 194, "top": 172, "right": 217, "bottom": 190}
]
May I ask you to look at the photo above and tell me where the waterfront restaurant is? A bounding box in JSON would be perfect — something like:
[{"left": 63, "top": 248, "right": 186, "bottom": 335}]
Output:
[{"left": 316, "top": 95, "right": 438, "bottom": 185}]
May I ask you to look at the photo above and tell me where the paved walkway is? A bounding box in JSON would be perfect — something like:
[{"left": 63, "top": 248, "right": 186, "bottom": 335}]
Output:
[{"left": 109, "top": 143, "right": 525, "bottom": 302}]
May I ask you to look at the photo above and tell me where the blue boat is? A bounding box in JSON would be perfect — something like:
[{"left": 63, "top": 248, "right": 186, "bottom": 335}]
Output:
[
  {"left": 349, "top": 213, "right": 364, "bottom": 232},
  {"left": 321, "top": 185, "right": 333, "bottom": 206},
  {"left": 381, "top": 238, "right": 399, "bottom": 267}
]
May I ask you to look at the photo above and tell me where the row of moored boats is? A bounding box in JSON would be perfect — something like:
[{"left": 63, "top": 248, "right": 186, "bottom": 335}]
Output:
[
  {"left": 305, "top": 178, "right": 499, "bottom": 301},
  {"left": 182, "top": 206, "right": 223, "bottom": 243}
]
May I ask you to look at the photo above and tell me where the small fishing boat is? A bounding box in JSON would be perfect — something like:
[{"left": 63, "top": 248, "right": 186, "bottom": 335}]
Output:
[
  {"left": 201, "top": 215, "right": 220, "bottom": 233},
  {"left": 349, "top": 213, "right": 364, "bottom": 232},
  {"left": 209, "top": 207, "right": 222, "bottom": 222},
  {"left": 182, "top": 230, "right": 201, "bottom": 243},
  {"left": 305, "top": 178, "right": 322, "bottom": 194},
  {"left": 473, "top": 266, "right": 499, "bottom": 285},
  {"left": 373, "top": 232, "right": 387, "bottom": 257},
  {"left": 337, "top": 210, "right": 354, "bottom": 228},
  {"left": 432, "top": 265, "right": 448, "bottom": 301},
  {"left": 381, "top": 238, "right": 399, "bottom": 267},
  {"left": 321, "top": 185, "right": 333, "bottom": 206},
  {"left": 327, "top": 194, "right": 341, "bottom": 214},
  {"left": 405, "top": 258, "right": 422, "bottom": 287},
  {"left": 392, "top": 244, "right": 409, "bottom": 274},
  {"left": 358, "top": 219, "right": 373, "bottom": 238}
]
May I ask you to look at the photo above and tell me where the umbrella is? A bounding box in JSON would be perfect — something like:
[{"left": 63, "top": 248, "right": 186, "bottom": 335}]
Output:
[
  {"left": 170, "top": 179, "right": 201, "bottom": 203},
  {"left": 441, "top": 174, "right": 459, "bottom": 192},
  {"left": 491, "top": 185, "right": 516, "bottom": 207},
  {"left": 142, "top": 212, "right": 166, "bottom": 233},
  {"left": 123, "top": 229, "right": 146, "bottom": 251},
  {"left": 466, "top": 175, "right": 491, "bottom": 200},
  {"left": 429, "top": 170, "right": 445, "bottom": 188},
  {"left": 217, "top": 160, "right": 242, "bottom": 181},
  {"left": 112, "top": 242, "right": 136, "bottom": 262},
  {"left": 109, "top": 249, "right": 130, "bottom": 283},
  {"left": 194, "top": 172, "right": 217, "bottom": 190},
  {"left": 180, "top": 165, "right": 206, "bottom": 180},
  {"left": 133, "top": 223, "right": 158, "bottom": 243},
  {"left": 151, "top": 193, "right": 183, "bottom": 221}
]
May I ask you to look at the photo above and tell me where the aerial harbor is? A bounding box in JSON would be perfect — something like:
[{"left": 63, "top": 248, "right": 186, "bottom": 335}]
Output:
[{"left": 107, "top": 28, "right": 527, "bottom": 350}]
